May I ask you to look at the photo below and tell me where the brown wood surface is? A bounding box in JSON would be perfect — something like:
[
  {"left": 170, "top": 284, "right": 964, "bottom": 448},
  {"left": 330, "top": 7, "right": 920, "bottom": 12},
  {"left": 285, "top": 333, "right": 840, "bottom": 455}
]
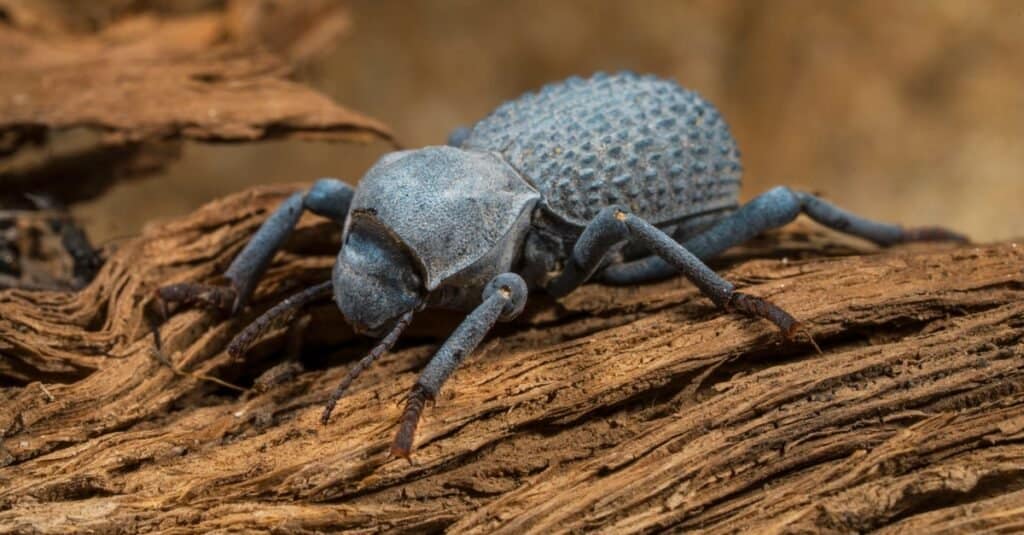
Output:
[
  {"left": 1, "top": 185, "right": 1022, "bottom": 533},
  {"left": 0, "top": 2, "right": 391, "bottom": 205},
  {"left": 0, "top": 3, "right": 389, "bottom": 150}
]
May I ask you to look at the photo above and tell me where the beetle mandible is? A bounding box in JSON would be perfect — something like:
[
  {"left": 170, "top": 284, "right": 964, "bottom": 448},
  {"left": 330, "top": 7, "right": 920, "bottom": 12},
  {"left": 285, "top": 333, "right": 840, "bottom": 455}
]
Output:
[{"left": 157, "top": 71, "right": 966, "bottom": 458}]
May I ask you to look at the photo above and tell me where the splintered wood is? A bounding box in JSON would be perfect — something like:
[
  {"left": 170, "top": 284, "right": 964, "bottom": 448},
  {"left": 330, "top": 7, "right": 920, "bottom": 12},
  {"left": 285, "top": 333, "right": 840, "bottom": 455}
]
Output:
[{"left": 1, "top": 186, "right": 1022, "bottom": 533}]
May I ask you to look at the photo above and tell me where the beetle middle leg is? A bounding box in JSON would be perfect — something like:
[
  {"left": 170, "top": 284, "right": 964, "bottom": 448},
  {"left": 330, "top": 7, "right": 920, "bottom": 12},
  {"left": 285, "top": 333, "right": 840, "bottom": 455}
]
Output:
[
  {"left": 547, "top": 205, "right": 803, "bottom": 337},
  {"left": 156, "top": 178, "right": 353, "bottom": 315},
  {"left": 391, "top": 273, "right": 528, "bottom": 458},
  {"left": 601, "top": 186, "right": 968, "bottom": 284}
]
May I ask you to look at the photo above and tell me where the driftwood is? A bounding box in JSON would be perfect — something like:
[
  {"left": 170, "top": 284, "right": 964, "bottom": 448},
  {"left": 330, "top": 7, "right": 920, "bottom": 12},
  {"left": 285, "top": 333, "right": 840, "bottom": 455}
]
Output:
[
  {"left": 0, "top": 0, "right": 378, "bottom": 148},
  {"left": 0, "top": 185, "right": 1022, "bottom": 533}
]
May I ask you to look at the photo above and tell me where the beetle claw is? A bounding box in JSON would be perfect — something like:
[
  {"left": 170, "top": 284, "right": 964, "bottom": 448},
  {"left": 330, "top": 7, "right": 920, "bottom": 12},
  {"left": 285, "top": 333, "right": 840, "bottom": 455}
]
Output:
[
  {"left": 392, "top": 384, "right": 431, "bottom": 460},
  {"left": 787, "top": 322, "right": 823, "bottom": 355}
]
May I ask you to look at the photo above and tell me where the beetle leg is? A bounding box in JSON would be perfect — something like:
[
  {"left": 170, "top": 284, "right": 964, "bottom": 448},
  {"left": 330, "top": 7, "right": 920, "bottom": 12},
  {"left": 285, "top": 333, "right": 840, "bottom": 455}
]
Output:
[
  {"left": 226, "top": 280, "right": 334, "bottom": 358},
  {"left": 446, "top": 126, "right": 472, "bottom": 147},
  {"left": 320, "top": 309, "right": 414, "bottom": 424},
  {"left": 617, "top": 210, "right": 804, "bottom": 336},
  {"left": 602, "top": 186, "right": 968, "bottom": 285},
  {"left": 547, "top": 205, "right": 804, "bottom": 337},
  {"left": 155, "top": 282, "right": 238, "bottom": 316},
  {"left": 547, "top": 206, "right": 630, "bottom": 297},
  {"left": 156, "top": 178, "right": 353, "bottom": 314},
  {"left": 391, "top": 273, "right": 527, "bottom": 459}
]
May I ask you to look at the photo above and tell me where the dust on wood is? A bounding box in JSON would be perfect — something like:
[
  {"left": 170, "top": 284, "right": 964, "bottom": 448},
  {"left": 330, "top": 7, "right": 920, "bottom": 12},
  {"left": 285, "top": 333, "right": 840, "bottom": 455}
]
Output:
[{"left": 0, "top": 185, "right": 1021, "bottom": 533}]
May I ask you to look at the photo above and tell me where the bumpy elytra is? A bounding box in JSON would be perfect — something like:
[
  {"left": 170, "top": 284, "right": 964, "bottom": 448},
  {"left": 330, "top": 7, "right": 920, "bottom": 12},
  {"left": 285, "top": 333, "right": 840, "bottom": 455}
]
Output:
[{"left": 157, "top": 71, "right": 966, "bottom": 458}]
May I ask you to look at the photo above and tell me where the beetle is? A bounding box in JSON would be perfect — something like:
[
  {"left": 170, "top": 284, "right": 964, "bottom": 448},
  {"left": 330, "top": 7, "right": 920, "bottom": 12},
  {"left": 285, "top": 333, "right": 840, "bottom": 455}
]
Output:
[{"left": 157, "top": 72, "right": 966, "bottom": 458}]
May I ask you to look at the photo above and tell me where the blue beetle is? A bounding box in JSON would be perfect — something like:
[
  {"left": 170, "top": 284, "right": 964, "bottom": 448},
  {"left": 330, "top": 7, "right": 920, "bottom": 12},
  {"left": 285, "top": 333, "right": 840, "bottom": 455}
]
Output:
[{"left": 158, "top": 72, "right": 965, "bottom": 457}]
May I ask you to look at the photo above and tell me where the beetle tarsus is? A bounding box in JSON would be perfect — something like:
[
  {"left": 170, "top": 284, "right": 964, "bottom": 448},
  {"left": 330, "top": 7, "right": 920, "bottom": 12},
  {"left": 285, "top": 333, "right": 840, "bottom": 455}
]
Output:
[
  {"left": 900, "top": 226, "right": 969, "bottom": 244},
  {"left": 391, "top": 384, "right": 431, "bottom": 459},
  {"left": 727, "top": 291, "right": 800, "bottom": 338}
]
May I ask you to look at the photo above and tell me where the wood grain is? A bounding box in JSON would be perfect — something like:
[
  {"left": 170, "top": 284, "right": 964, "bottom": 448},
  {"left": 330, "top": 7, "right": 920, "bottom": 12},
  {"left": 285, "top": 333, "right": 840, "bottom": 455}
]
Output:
[{"left": 1, "top": 185, "right": 1021, "bottom": 533}]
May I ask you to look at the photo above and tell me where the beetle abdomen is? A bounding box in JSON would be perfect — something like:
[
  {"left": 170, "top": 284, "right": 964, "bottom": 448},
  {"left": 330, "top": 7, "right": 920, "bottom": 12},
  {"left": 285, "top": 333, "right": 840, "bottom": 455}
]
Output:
[{"left": 462, "top": 72, "right": 742, "bottom": 228}]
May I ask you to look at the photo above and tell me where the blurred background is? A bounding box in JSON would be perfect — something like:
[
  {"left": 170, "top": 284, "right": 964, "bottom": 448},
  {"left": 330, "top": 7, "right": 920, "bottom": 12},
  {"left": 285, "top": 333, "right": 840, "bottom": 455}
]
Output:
[{"left": 27, "top": 1, "right": 1024, "bottom": 242}]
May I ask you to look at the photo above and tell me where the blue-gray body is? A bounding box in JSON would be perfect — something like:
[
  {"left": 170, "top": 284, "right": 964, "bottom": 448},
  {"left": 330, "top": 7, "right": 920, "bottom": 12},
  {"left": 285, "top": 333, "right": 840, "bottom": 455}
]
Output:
[
  {"left": 349, "top": 72, "right": 742, "bottom": 317},
  {"left": 159, "top": 71, "right": 965, "bottom": 458},
  {"left": 463, "top": 72, "right": 741, "bottom": 228}
]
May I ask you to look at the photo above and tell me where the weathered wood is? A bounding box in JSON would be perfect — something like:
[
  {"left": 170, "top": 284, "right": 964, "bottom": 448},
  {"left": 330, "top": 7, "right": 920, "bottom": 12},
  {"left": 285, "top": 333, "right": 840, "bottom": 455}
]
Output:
[
  {"left": 0, "top": 2, "right": 391, "bottom": 205},
  {"left": 0, "top": 3, "right": 389, "bottom": 150},
  {"left": 0, "top": 185, "right": 1022, "bottom": 533}
]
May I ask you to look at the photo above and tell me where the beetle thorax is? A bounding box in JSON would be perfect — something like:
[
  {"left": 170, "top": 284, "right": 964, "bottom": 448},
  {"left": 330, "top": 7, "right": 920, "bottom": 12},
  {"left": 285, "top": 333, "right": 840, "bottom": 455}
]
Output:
[{"left": 342, "top": 147, "right": 540, "bottom": 302}]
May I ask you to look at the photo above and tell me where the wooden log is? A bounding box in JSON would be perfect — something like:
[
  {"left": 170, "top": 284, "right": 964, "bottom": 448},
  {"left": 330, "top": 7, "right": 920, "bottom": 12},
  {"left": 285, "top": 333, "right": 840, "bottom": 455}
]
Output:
[{"left": 1, "top": 185, "right": 1021, "bottom": 533}]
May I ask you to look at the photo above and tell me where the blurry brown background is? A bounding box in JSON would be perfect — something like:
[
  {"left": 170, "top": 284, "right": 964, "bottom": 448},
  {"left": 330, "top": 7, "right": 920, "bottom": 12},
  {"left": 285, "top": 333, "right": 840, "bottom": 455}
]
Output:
[{"left": 76, "top": 0, "right": 1023, "bottom": 243}]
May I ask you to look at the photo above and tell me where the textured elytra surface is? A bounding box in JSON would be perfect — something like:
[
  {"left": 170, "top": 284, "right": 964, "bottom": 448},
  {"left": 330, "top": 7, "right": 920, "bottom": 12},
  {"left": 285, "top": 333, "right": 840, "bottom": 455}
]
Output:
[
  {"left": 463, "top": 72, "right": 742, "bottom": 228},
  {"left": 2, "top": 186, "right": 1023, "bottom": 533}
]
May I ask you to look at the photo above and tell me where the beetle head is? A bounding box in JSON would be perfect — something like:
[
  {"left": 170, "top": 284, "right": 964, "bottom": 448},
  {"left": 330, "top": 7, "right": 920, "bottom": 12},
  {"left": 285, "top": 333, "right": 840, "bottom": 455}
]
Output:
[{"left": 333, "top": 210, "right": 422, "bottom": 336}]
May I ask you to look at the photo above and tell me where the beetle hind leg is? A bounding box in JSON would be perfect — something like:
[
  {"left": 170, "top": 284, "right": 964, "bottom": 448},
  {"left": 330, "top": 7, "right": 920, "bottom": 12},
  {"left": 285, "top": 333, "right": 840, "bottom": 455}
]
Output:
[{"left": 602, "top": 186, "right": 968, "bottom": 285}]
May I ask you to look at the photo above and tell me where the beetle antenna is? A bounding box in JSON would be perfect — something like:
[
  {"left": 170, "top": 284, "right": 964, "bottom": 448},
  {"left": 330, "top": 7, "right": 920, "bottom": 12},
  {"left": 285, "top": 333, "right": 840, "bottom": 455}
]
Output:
[
  {"left": 227, "top": 280, "right": 333, "bottom": 358},
  {"left": 321, "top": 310, "right": 414, "bottom": 424}
]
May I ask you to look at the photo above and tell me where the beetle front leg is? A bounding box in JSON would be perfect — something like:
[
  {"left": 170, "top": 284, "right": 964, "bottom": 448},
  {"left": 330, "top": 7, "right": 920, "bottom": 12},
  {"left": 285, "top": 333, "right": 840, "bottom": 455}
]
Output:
[
  {"left": 156, "top": 178, "right": 354, "bottom": 315},
  {"left": 392, "top": 273, "right": 528, "bottom": 459}
]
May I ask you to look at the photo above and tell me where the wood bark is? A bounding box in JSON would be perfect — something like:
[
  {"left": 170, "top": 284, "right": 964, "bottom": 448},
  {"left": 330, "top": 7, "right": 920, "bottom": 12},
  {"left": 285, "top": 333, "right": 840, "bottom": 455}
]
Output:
[{"left": 1, "top": 185, "right": 1022, "bottom": 533}]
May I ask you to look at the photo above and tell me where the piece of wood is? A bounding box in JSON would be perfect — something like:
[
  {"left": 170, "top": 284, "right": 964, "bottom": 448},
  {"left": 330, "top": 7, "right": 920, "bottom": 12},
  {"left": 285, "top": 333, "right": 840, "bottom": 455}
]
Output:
[
  {"left": 1, "top": 185, "right": 1022, "bottom": 533},
  {"left": 0, "top": 4, "right": 393, "bottom": 204},
  {"left": 0, "top": 16, "right": 393, "bottom": 149}
]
